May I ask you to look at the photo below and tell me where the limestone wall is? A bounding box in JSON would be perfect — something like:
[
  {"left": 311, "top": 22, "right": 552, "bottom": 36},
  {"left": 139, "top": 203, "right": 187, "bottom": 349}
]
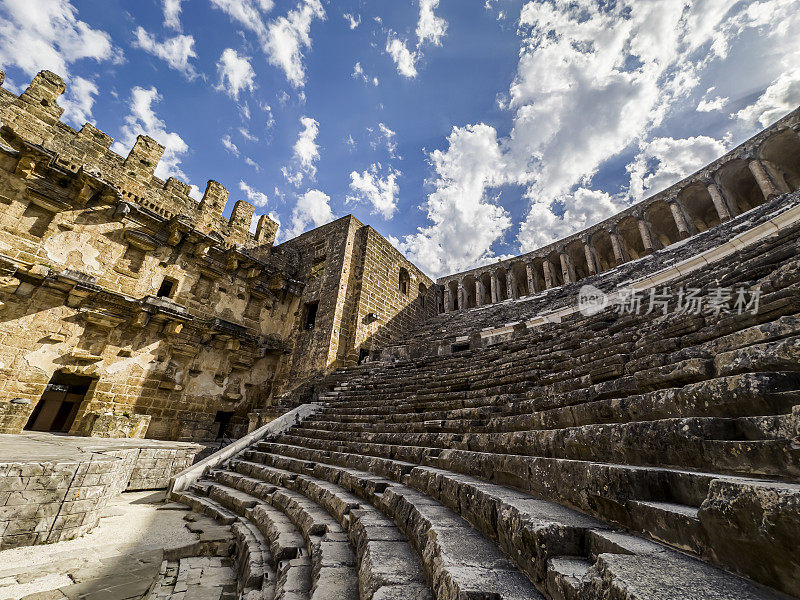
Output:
[{"left": 0, "top": 441, "right": 200, "bottom": 549}]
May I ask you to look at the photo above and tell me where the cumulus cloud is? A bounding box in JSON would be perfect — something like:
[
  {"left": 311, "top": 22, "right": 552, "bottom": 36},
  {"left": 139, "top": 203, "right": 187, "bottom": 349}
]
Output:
[
  {"left": 284, "top": 189, "right": 335, "bottom": 239},
  {"left": 60, "top": 76, "right": 98, "bottom": 127},
  {"left": 697, "top": 87, "right": 728, "bottom": 112},
  {"left": 264, "top": 0, "right": 326, "bottom": 88},
  {"left": 239, "top": 180, "right": 269, "bottom": 207},
  {"left": 282, "top": 116, "right": 320, "bottom": 186},
  {"left": 134, "top": 27, "right": 198, "bottom": 78},
  {"left": 386, "top": 36, "right": 417, "bottom": 78},
  {"left": 348, "top": 164, "right": 400, "bottom": 220},
  {"left": 163, "top": 0, "right": 185, "bottom": 30},
  {"left": 343, "top": 13, "right": 361, "bottom": 29},
  {"left": 627, "top": 136, "right": 729, "bottom": 201},
  {"left": 211, "top": 0, "right": 322, "bottom": 88},
  {"left": 397, "top": 124, "right": 512, "bottom": 276},
  {"left": 416, "top": 0, "right": 447, "bottom": 48},
  {"left": 111, "top": 86, "right": 189, "bottom": 181},
  {"left": 216, "top": 48, "right": 256, "bottom": 99},
  {"left": 0, "top": 0, "right": 119, "bottom": 123},
  {"left": 400, "top": 0, "right": 800, "bottom": 274},
  {"left": 352, "top": 62, "right": 379, "bottom": 86},
  {"left": 221, "top": 134, "right": 240, "bottom": 157},
  {"left": 735, "top": 69, "right": 800, "bottom": 128}
]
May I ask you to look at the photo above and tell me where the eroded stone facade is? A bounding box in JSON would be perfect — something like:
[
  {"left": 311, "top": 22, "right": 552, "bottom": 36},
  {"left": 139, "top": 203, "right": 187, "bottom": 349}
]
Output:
[{"left": 0, "top": 70, "right": 432, "bottom": 442}]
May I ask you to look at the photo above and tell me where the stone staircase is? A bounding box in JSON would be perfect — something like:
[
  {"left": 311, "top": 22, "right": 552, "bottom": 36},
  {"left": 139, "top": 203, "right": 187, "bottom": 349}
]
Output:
[{"left": 170, "top": 196, "right": 800, "bottom": 598}]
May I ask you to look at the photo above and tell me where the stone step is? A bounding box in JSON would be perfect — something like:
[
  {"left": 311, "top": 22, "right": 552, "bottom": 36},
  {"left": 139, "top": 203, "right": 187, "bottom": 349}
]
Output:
[
  {"left": 242, "top": 451, "right": 543, "bottom": 599},
  {"left": 229, "top": 459, "right": 433, "bottom": 600},
  {"left": 206, "top": 472, "right": 360, "bottom": 600}
]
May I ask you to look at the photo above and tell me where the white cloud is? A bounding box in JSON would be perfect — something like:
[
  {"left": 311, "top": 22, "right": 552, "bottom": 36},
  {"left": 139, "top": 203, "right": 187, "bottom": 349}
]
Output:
[
  {"left": 210, "top": 0, "right": 271, "bottom": 37},
  {"left": 222, "top": 134, "right": 240, "bottom": 157},
  {"left": 344, "top": 13, "right": 361, "bottom": 29},
  {"left": 626, "top": 135, "right": 728, "bottom": 202},
  {"left": 378, "top": 123, "right": 398, "bottom": 158},
  {"left": 352, "top": 62, "right": 378, "bottom": 86},
  {"left": 416, "top": 0, "right": 447, "bottom": 48},
  {"left": 163, "top": 0, "right": 185, "bottom": 30},
  {"left": 264, "top": 0, "right": 326, "bottom": 88},
  {"left": 735, "top": 69, "right": 800, "bottom": 128},
  {"left": 0, "top": 0, "right": 119, "bottom": 80},
  {"left": 348, "top": 164, "right": 400, "bottom": 219},
  {"left": 401, "top": 0, "right": 800, "bottom": 274},
  {"left": 282, "top": 116, "right": 320, "bottom": 186},
  {"left": 60, "top": 76, "right": 98, "bottom": 126},
  {"left": 264, "top": 105, "right": 276, "bottom": 128},
  {"left": 520, "top": 189, "right": 626, "bottom": 249},
  {"left": 284, "top": 189, "right": 335, "bottom": 238},
  {"left": 245, "top": 157, "right": 261, "bottom": 171},
  {"left": 111, "top": 86, "right": 189, "bottom": 181},
  {"left": 216, "top": 48, "right": 256, "bottom": 99},
  {"left": 697, "top": 87, "right": 728, "bottom": 112},
  {"left": 397, "top": 124, "right": 512, "bottom": 277},
  {"left": 386, "top": 36, "right": 417, "bottom": 78},
  {"left": 239, "top": 180, "right": 269, "bottom": 207},
  {"left": 134, "top": 27, "right": 198, "bottom": 78},
  {"left": 239, "top": 128, "right": 259, "bottom": 142}
]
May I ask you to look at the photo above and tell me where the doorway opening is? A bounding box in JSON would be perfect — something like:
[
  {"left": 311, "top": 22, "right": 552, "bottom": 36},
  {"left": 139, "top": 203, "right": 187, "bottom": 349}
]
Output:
[
  {"left": 24, "top": 372, "right": 94, "bottom": 433},
  {"left": 213, "top": 410, "right": 234, "bottom": 440}
]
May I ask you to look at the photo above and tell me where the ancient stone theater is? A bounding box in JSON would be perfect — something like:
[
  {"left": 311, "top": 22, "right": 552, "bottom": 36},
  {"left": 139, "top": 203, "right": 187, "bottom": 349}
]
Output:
[{"left": 0, "top": 70, "right": 799, "bottom": 600}]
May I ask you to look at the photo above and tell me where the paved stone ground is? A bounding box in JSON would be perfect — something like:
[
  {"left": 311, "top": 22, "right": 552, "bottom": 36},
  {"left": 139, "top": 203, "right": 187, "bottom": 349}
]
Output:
[{"left": 0, "top": 489, "right": 228, "bottom": 600}]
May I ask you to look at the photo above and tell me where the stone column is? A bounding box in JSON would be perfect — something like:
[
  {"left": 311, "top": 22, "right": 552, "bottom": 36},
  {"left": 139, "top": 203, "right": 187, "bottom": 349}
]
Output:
[
  {"left": 542, "top": 260, "right": 555, "bottom": 289},
  {"left": 507, "top": 267, "right": 518, "bottom": 300},
  {"left": 668, "top": 200, "right": 691, "bottom": 239},
  {"left": 583, "top": 240, "right": 597, "bottom": 275},
  {"left": 637, "top": 218, "right": 654, "bottom": 253},
  {"left": 490, "top": 271, "right": 499, "bottom": 303},
  {"left": 525, "top": 261, "right": 538, "bottom": 294},
  {"left": 610, "top": 230, "right": 625, "bottom": 265},
  {"left": 559, "top": 252, "right": 576, "bottom": 284},
  {"left": 443, "top": 287, "right": 452, "bottom": 313},
  {"left": 476, "top": 279, "right": 484, "bottom": 307},
  {"left": 458, "top": 282, "right": 466, "bottom": 311},
  {"left": 749, "top": 159, "right": 781, "bottom": 201},
  {"left": 706, "top": 181, "right": 732, "bottom": 221}
]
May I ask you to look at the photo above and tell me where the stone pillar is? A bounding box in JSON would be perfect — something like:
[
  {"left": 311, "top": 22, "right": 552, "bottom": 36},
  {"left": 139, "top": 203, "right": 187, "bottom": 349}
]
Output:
[
  {"left": 583, "top": 240, "right": 597, "bottom": 275},
  {"left": 637, "top": 218, "right": 654, "bottom": 254},
  {"left": 476, "top": 279, "right": 484, "bottom": 307},
  {"left": 542, "top": 260, "right": 555, "bottom": 289},
  {"left": 525, "top": 261, "right": 538, "bottom": 294},
  {"left": 610, "top": 230, "right": 625, "bottom": 265},
  {"left": 507, "top": 267, "right": 518, "bottom": 300},
  {"left": 458, "top": 283, "right": 466, "bottom": 311},
  {"left": 749, "top": 159, "right": 781, "bottom": 201},
  {"left": 444, "top": 287, "right": 452, "bottom": 313},
  {"left": 668, "top": 201, "right": 691, "bottom": 239},
  {"left": 559, "top": 252, "right": 576, "bottom": 284},
  {"left": 490, "top": 271, "right": 499, "bottom": 303},
  {"left": 706, "top": 181, "right": 732, "bottom": 221}
]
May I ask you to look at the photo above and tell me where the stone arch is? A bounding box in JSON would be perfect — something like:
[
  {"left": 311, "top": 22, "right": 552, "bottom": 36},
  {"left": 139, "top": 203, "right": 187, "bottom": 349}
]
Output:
[
  {"left": 590, "top": 229, "right": 616, "bottom": 272},
  {"left": 495, "top": 267, "right": 509, "bottom": 301},
  {"left": 565, "top": 239, "right": 590, "bottom": 281},
  {"left": 616, "top": 216, "right": 645, "bottom": 260},
  {"left": 759, "top": 129, "right": 800, "bottom": 194},
  {"left": 678, "top": 182, "right": 720, "bottom": 232},
  {"left": 479, "top": 271, "right": 492, "bottom": 304},
  {"left": 644, "top": 200, "right": 680, "bottom": 249},
  {"left": 447, "top": 279, "right": 459, "bottom": 311},
  {"left": 528, "top": 258, "right": 546, "bottom": 293},
  {"left": 462, "top": 275, "right": 477, "bottom": 309},
  {"left": 716, "top": 159, "right": 766, "bottom": 214},
  {"left": 399, "top": 267, "right": 410, "bottom": 295},
  {"left": 510, "top": 262, "right": 529, "bottom": 297},
  {"left": 545, "top": 251, "right": 564, "bottom": 287}
]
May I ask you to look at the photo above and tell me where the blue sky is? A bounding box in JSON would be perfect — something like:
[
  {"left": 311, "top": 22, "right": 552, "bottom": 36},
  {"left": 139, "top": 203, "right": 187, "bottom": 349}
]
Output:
[{"left": 0, "top": 0, "right": 798, "bottom": 278}]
